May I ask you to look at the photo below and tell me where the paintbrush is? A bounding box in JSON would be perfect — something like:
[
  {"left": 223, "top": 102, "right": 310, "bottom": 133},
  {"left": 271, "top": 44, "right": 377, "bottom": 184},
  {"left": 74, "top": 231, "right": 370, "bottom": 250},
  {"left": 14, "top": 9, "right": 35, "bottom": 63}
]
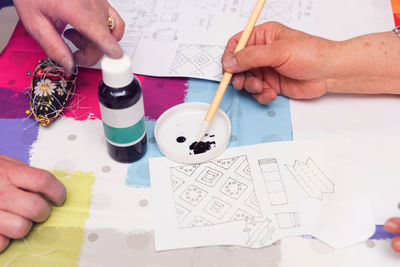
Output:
[{"left": 196, "top": 0, "right": 267, "bottom": 143}]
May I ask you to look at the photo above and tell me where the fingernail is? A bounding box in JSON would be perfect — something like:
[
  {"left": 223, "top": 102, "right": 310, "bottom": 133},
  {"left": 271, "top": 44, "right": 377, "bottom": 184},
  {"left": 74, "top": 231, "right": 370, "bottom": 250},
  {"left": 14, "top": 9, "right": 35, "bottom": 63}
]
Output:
[
  {"left": 385, "top": 220, "right": 400, "bottom": 232},
  {"left": 393, "top": 239, "right": 400, "bottom": 252},
  {"left": 223, "top": 56, "right": 237, "bottom": 69},
  {"left": 253, "top": 80, "right": 263, "bottom": 93},
  {"left": 111, "top": 46, "right": 124, "bottom": 59},
  {"left": 60, "top": 57, "right": 74, "bottom": 73},
  {"left": 268, "top": 93, "right": 276, "bottom": 100}
]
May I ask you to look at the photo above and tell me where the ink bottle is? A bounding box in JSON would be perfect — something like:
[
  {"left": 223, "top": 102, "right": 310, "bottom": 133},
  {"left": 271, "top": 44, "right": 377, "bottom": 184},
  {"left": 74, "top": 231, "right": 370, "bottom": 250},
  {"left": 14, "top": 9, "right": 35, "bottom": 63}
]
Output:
[{"left": 98, "top": 55, "right": 147, "bottom": 163}]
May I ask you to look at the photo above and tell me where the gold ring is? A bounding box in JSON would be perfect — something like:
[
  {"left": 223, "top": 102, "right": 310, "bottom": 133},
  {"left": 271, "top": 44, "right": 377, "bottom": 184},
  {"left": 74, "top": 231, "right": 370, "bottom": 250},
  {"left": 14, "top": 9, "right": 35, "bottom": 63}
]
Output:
[{"left": 106, "top": 15, "right": 115, "bottom": 31}]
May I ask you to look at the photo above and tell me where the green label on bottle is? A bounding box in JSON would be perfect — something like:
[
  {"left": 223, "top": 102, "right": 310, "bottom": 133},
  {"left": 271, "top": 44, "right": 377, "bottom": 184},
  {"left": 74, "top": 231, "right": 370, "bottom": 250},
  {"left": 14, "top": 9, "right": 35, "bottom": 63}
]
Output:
[{"left": 103, "top": 117, "right": 146, "bottom": 145}]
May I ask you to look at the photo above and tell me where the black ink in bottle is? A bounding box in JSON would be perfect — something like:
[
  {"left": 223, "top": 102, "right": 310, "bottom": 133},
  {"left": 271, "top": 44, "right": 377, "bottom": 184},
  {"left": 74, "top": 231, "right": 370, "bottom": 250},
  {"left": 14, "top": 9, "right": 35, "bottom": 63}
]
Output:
[{"left": 98, "top": 55, "right": 147, "bottom": 163}]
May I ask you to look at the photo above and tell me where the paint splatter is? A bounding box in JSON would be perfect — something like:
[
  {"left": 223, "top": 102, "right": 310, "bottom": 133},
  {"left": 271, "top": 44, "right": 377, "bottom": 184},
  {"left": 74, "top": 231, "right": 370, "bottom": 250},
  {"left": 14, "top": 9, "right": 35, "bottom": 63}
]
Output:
[
  {"left": 189, "top": 141, "right": 216, "bottom": 154},
  {"left": 176, "top": 136, "right": 186, "bottom": 143}
]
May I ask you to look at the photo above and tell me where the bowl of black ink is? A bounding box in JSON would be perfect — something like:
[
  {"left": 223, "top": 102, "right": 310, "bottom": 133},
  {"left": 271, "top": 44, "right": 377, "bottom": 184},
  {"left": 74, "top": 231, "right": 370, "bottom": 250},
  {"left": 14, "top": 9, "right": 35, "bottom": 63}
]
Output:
[{"left": 154, "top": 103, "right": 231, "bottom": 164}]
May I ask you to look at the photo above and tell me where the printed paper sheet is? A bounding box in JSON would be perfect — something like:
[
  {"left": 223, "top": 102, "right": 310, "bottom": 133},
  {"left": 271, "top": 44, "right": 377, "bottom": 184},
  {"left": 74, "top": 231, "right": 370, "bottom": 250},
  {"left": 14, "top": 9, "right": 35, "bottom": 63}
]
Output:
[
  {"left": 149, "top": 139, "right": 375, "bottom": 251},
  {"left": 66, "top": 0, "right": 316, "bottom": 80}
]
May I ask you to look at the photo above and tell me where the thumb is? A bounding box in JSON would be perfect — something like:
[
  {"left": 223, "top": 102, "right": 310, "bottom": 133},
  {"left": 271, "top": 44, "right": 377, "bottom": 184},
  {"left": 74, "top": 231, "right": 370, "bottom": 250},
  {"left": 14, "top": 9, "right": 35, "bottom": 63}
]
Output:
[{"left": 222, "top": 41, "right": 289, "bottom": 73}]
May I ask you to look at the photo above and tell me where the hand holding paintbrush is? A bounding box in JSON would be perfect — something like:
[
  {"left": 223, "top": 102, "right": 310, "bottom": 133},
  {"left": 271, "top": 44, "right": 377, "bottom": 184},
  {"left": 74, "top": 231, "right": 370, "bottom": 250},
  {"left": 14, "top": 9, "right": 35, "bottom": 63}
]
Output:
[{"left": 196, "top": 0, "right": 267, "bottom": 143}]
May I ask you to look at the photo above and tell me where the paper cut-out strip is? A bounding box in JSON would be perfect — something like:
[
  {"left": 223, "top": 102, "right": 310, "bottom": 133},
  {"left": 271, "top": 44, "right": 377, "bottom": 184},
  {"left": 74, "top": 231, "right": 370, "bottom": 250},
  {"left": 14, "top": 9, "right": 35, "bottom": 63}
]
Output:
[
  {"left": 285, "top": 158, "right": 334, "bottom": 200},
  {"left": 258, "top": 158, "right": 288, "bottom": 206},
  {"left": 244, "top": 218, "right": 275, "bottom": 248},
  {"left": 275, "top": 212, "right": 300, "bottom": 229}
]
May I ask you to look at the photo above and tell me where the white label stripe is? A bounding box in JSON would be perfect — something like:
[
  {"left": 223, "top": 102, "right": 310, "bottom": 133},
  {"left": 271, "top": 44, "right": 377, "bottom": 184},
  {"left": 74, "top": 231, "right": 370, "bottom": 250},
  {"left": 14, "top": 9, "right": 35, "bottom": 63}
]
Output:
[{"left": 100, "top": 96, "right": 145, "bottom": 128}]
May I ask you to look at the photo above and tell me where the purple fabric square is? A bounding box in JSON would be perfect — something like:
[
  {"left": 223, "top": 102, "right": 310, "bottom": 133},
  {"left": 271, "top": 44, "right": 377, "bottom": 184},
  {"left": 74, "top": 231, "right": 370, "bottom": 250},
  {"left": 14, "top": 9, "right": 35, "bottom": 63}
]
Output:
[{"left": 0, "top": 118, "right": 38, "bottom": 164}]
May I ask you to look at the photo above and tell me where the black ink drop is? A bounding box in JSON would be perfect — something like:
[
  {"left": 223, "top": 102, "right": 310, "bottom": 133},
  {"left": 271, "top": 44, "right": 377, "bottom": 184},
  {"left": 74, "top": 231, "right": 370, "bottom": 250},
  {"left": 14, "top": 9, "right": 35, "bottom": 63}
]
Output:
[
  {"left": 176, "top": 136, "right": 186, "bottom": 143},
  {"left": 189, "top": 141, "right": 216, "bottom": 154}
]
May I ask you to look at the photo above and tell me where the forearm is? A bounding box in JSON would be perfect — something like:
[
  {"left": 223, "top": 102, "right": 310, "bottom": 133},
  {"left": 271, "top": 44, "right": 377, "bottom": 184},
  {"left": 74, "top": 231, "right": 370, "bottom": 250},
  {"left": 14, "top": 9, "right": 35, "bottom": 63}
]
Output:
[{"left": 326, "top": 31, "right": 400, "bottom": 94}]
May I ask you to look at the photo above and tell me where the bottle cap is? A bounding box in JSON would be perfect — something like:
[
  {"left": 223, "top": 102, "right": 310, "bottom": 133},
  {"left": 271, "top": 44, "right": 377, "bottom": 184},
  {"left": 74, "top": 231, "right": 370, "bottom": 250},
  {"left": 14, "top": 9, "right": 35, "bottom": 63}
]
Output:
[
  {"left": 101, "top": 54, "right": 133, "bottom": 88},
  {"left": 154, "top": 102, "right": 231, "bottom": 164}
]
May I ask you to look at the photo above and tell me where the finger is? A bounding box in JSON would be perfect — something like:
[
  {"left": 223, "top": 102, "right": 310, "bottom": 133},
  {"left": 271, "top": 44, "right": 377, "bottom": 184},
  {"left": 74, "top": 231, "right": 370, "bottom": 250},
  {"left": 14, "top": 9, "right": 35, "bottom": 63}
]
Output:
[
  {"left": 0, "top": 234, "right": 10, "bottom": 252},
  {"left": 73, "top": 47, "right": 104, "bottom": 67},
  {"left": 0, "top": 210, "right": 32, "bottom": 239},
  {"left": 222, "top": 35, "right": 240, "bottom": 64},
  {"left": 7, "top": 164, "right": 66, "bottom": 206},
  {"left": 222, "top": 21, "right": 289, "bottom": 71},
  {"left": 0, "top": 186, "right": 50, "bottom": 223},
  {"left": 385, "top": 218, "right": 400, "bottom": 234},
  {"left": 107, "top": 5, "right": 125, "bottom": 41},
  {"left": 231, "top": 73, "right": 245, "bottom": 90},
  {"left": 222, "top": 42, "right": 290, "bottom": 73},
  {"left": 253, "top": 88, "right": 278, "bottom": 105},
  {"left": 64, "top": 29, "right": 104, "bottom": 67},
  {"left": 27, "top": 15, "right": 74, "bottom": 72},
  {"left": 65, "top": 7, "right": 123, "bottom": 59},
  {"left": 243, "top": 72, "right": 263, "bottom": 93},
  {"left": 0, "top": 154, "right": 25, "bottom": 165},
  {"left": 392, "top": 236, "right": 400, "bottom": 252},
  {"left": 64, "top": 29, "right": 90, "bottom": 50},
  {"left": 255, "top": 27, "right": 265, "bottom": 46}
]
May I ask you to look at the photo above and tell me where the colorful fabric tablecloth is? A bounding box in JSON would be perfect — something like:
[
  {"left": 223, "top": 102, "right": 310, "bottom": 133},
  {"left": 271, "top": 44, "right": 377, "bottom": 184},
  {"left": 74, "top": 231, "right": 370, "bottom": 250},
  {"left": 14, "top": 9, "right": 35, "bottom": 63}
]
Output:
[{"left": 0, "top": 1, "right": 399, "bottom": 266}]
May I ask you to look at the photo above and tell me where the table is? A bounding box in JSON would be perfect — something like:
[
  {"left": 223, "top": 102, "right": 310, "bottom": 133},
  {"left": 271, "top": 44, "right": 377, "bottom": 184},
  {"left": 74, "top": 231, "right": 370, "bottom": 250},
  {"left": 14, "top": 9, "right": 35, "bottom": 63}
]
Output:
[{"left": 0, "top": 2, "right": 400, "bottom": 266}]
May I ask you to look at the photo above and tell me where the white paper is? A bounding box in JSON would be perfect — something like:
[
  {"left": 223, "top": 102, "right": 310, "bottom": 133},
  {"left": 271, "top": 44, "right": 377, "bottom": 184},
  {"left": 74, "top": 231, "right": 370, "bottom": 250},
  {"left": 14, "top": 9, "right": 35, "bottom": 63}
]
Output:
[
  {"left": 291, "top": 95, "right": 400, "bottom": 225},
  {"left": 69, "top": 0, "right": 316, "bottom": 80},
  {"left": 289, "top": 0, "right": 399, "bottom": 226},
  {"left": 313, "top": 0, "right": 394, "bottom": 40},
  {"left": 149, "top": 139, "right": 375, "bottom": 251}
]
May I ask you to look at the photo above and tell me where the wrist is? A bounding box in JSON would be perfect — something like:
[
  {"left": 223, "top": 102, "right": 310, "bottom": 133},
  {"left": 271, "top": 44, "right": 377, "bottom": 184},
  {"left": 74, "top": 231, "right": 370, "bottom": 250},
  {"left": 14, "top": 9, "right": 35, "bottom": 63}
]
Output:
[{"left": 325, "top": 31, "right": 400, "bottom": 94}]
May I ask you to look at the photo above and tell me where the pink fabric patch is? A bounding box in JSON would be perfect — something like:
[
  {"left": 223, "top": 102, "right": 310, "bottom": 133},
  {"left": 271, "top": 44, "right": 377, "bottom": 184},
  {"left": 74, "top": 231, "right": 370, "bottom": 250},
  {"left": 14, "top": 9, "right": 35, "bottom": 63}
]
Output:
[
  {"left": 141, "top": 76, "right": 188, "bottom": 120},
  {"left": 0, "top": 22, "right": 189, "bottom": 121},
  {"left": 0, "top": 22, "right": 45, "bottom": 92}
]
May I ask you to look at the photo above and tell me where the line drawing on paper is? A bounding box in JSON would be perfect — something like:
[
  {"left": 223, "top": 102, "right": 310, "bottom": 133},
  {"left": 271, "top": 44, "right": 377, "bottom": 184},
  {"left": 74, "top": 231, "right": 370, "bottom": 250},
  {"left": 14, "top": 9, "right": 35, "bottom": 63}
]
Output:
[
  {"left": 213, "top": 158, "right": 237, "bottom": 170},
  {"left": 160, "top": 12, "right": 179, "bottom": 23},
  {"left": 113, "top": 0, "right": 158, "bottom": 12},
  {"left": 258, "top": 158, "right": 288, "bottom": 206},
  {"left": 153, "top": 28, "right": 178, "bottom": 42},
  {"left": 219, "top": 177, "right": 248, "bottom": 200},
  {"left": 179, "top": 184, "right": 208, "bottom": 207},
  {"left": 285, "top": 158, "right": 335, "bottom": 200},
  {"left": 119, "top": 31, "right": 143, "bottom": 58},
  {"left": 175, "top": 164, "right": 200, "bottom": 176},
  {"left": 275, "top": 212, "right": 300, "bottom": 229},
  {"left": 114, "top": 0, "right": 158, "bottom": 30},
  {"left": 240, "top": 0, "right": 293, "bottom": 23},
  {"left": 171, "top": 175, "right": 185, "bottom": 191},
  {"left": 204, "top": 197, "right": 232, "bottom": 219},
  {"left": 170, "top": 155, "right": 262, "bottom": 229},
  {"left": 244, "top": 217, "right": 275, "bottom": 248},
  {"left": 194, "top": 0, "right": 220, "bottom": 9},
  {"left": 175, "top": 203, "right": 191, "bottom": 222},
  {"left": 164, "top": 0, "right": 180, "bottom": 9},
  {"left": 169, "top": 44, "right": 224, "bottom": 80},
  {"left": 195, "top": 167, "right": 223, "bottom": 188}
]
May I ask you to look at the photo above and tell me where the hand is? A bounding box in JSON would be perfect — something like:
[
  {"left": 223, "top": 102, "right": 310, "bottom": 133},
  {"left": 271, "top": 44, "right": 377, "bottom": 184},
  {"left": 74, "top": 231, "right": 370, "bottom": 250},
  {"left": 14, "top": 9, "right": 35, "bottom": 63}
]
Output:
[
  {"left": 0, "top": 154, "right": 66, "bottom": 252},
  {"left": 13, "top": 0, "right": 125, "bottom": 72},
  {"left": 222, "top": 22, "right": 338, "bottom": 104},
  {"left": 384, "top": 204, "right": 400, "bottom": 252}
]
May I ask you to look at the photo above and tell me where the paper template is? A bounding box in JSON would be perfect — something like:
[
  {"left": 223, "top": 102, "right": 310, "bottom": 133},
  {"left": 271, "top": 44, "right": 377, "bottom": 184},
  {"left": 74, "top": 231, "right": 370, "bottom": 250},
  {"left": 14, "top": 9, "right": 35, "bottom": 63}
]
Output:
[
  {"left": 290, "top": 95, "right": 400, "bottom": 225},
  {"left": 149, "top": 139, "right": 375, "bottom": 251},
  {"left": 288, "top": 0, "right": 399, "bottom": 225},
  {"left": 65, "top": 0, "right": 316, "bottom": 80}
]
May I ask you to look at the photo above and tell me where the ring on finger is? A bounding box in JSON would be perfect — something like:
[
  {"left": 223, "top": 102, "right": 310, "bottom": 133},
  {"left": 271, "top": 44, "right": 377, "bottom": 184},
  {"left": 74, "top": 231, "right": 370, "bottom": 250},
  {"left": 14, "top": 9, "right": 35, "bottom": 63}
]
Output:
[{"left": 106, "top": 15, "right": 115, "bottom": 31}]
